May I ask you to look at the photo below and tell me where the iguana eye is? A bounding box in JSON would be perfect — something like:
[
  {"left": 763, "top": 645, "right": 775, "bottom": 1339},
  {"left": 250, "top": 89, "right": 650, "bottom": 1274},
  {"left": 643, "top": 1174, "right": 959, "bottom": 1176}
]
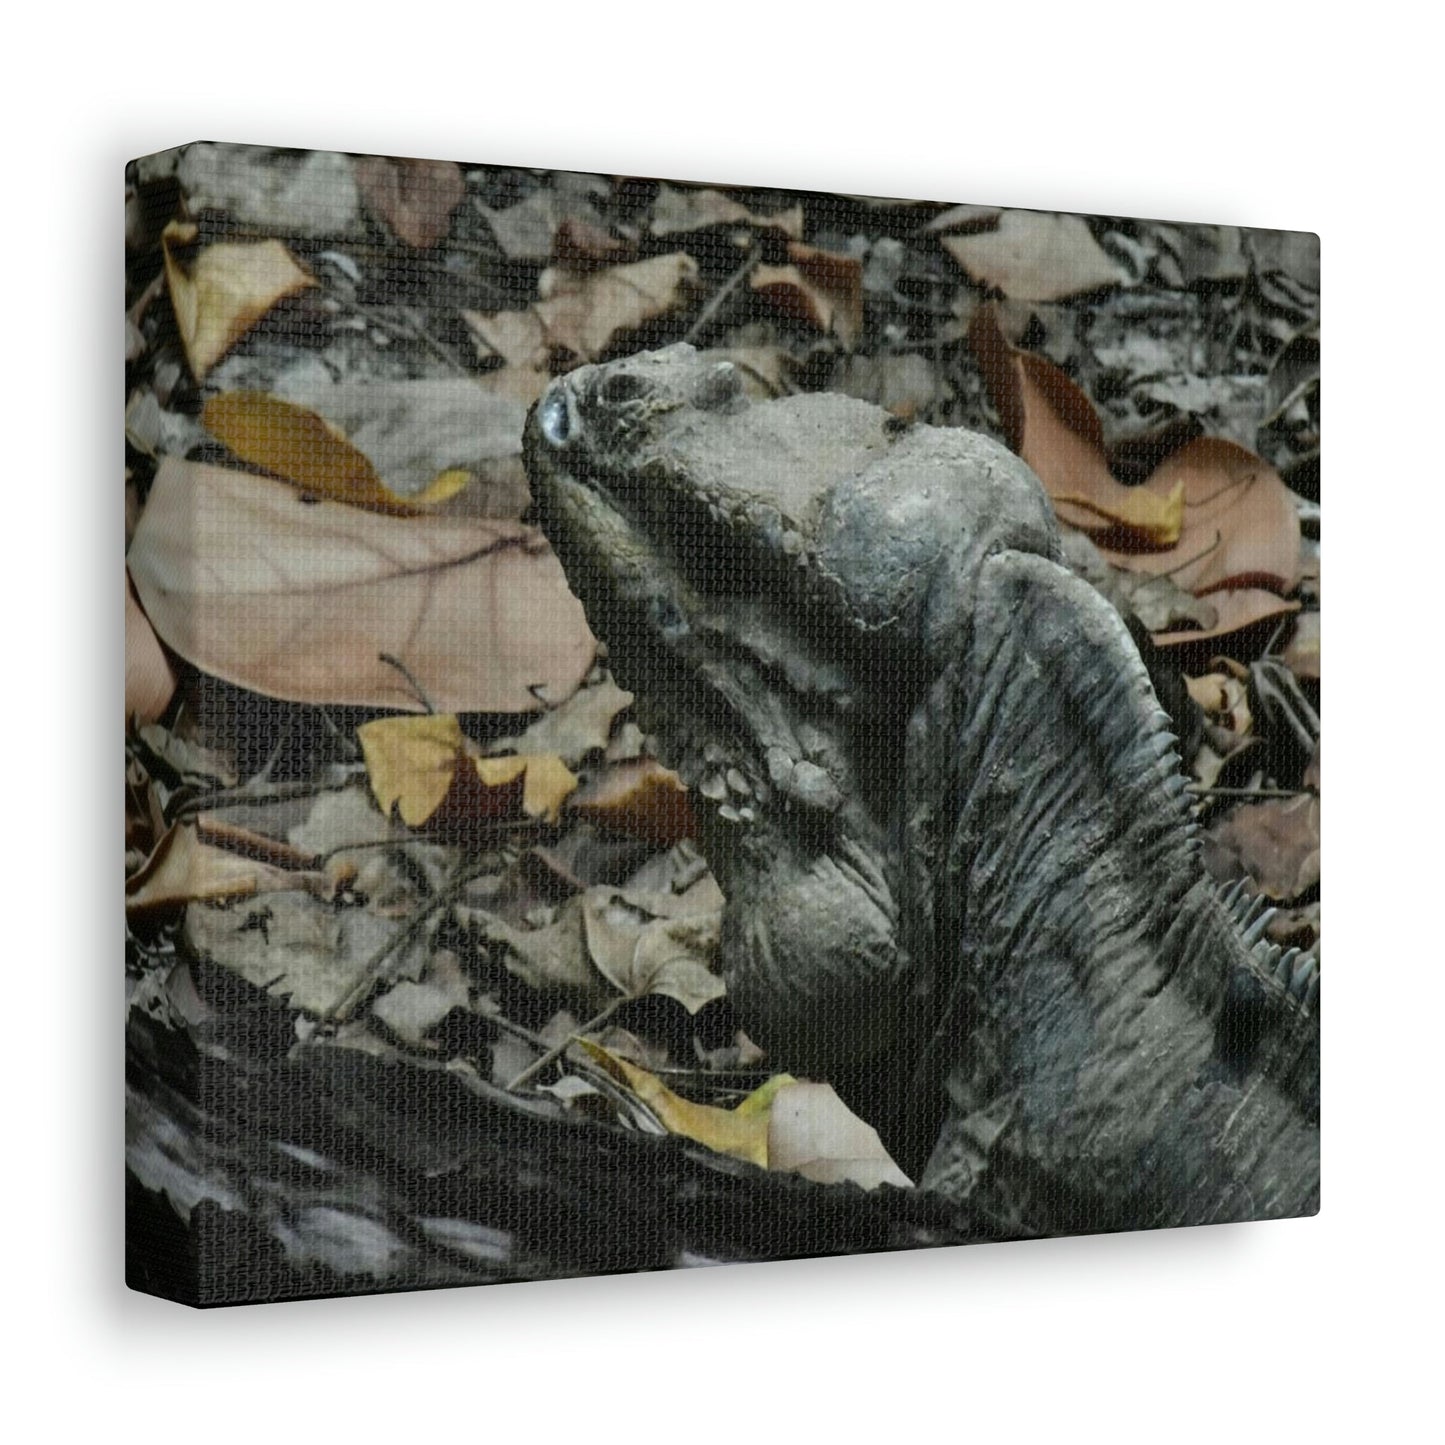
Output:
[{"left": 538, "top": 384, "right": 577, "bottom": 448}]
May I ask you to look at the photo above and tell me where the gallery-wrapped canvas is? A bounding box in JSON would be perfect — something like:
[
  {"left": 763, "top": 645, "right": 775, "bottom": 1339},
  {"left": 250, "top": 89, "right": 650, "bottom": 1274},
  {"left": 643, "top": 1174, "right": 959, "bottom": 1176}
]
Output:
[{"left": 125, "top": 143, "right": 1320, "bottom": 1306}]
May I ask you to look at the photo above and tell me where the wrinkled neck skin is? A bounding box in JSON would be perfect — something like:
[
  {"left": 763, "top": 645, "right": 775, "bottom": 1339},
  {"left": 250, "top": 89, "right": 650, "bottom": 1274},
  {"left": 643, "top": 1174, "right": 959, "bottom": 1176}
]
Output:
[{"left": 524, "top": 347, "right": 1317, "bottom": 1231}]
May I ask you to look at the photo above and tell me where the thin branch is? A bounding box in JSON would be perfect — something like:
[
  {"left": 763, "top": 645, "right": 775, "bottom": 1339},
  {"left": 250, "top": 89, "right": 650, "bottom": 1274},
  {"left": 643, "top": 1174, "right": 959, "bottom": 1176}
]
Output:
[{"left": 684, "top": 244, "right": 759, "bottom": 346}]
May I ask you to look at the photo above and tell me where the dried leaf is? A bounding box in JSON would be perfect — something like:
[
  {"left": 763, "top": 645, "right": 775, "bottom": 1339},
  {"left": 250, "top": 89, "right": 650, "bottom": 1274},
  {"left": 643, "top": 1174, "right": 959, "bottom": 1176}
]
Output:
[
  {"left": 161, "top": 220, "right": 314, "bottom": 379},
  {"left": 576, "top": 1041, "right": 781, "bottom": 1167},
  {"left": 1283, "top": 612, "right": 1320, "bottom": 682},
  {"left": 353, "top": 155, "right": 464, "bottom": 249},
  {"left": 127, "top": 459, "right": 595, "bottom": 713},
  {"left": 579, "top": 888, "right": 725, "bottom": 1014},
  {"left": 943, "top": 210, "right": 1129, "bottom": 301},
  {"left": 1151, "top": 590, "right": 1299, "bottom": 647},
  {"left": 750, "top": 242, "right": 864, "bottom": 349},
  {"left": 491, "top": 674, "right": 634, "bottom": 766},
  {"left": 125, "top": 574, "right": 176, "bottom": 724},
  {"left": 568, "top": 759, "right": 696, "bottom": 846},
  {"left": 464, "top": 253, "right": 700, "bottom": 372},
  {"left": 969, "top": 307, "right": 1182, "bottom": 546},
  {"left": 650, "top": 186, "right": 804, "bottom": 239},
  {"left": 767, "top": 1081, "right": 914, "bottom": 1190},
  {"left": 203, "top": 379, "right": 525, "bottom": 511},
  {"left": 1100, "top": 439, "right": 1302, "bottom": 597},
  {"left": 1204, "top": 796, "right": 1320, "bottom": 902},
  {"left": 126, "top": 822, "right": 306, "bottom": 918},
  {"left": 359, "top": 714, "right": 580, "bottom": 828}
]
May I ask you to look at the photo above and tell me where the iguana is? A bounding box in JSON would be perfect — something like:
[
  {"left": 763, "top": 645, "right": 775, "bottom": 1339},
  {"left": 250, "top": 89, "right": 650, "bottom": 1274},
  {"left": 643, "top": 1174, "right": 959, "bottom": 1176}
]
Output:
[{"left": 523, "top": 343, "right": 1319, "bottom": 1235}]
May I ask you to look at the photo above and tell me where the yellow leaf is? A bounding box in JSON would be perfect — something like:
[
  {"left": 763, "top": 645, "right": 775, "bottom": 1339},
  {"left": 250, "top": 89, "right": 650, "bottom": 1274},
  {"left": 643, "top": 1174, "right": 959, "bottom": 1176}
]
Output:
[
  {"left": 576, "top": 1040, "right": 778, "bottom": 1168},
  {"left": 358, "top": 714, "right": 467, "bottom": 827},
  {"left": 1051, "top": 478, "right": 1185, "bottom": 548},
  {"left": 161, "top": 221, "right": 314, "bottom": 379},
  {"left": 476, "top": 753, "right": 579, "bottom": 823}
]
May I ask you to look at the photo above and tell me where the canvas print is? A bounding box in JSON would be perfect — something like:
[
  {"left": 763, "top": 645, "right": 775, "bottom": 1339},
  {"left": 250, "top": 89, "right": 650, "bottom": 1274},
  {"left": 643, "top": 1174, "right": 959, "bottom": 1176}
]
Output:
[{"left": 125, "top": 144, "right": 1320, "bottom": 1306}]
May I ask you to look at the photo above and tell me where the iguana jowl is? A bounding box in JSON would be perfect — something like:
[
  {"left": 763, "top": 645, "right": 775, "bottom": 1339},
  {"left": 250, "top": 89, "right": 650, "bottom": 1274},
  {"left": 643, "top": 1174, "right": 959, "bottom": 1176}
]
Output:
[{"left": 524, "top": 344, "right": 1319, "bottom": 1234}]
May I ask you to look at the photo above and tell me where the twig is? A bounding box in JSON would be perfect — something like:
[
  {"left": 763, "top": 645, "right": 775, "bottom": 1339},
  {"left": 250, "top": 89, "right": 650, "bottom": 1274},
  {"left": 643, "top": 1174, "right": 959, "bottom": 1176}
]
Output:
[
  {"left": 684, "top": 244, "right": 759, "bottom": 346},
  {"left": 336, "top": 292, "right": 469, "bottom": 375},
  {"left": 172, "top": 775, "right": 362, "bottom": 822},
  {"left": 325, "top": 857, "right": 492, "bottom": 1023},
  {"left": 505, "top": 995, "right": 627, "bottom": 1092}
]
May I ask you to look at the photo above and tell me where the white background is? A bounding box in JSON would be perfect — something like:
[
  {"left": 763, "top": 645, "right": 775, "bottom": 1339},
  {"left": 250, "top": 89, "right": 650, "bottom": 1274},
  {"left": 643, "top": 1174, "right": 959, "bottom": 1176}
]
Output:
[{"left": 7, "top": 4, "right": 1437, "bottom": 1439}]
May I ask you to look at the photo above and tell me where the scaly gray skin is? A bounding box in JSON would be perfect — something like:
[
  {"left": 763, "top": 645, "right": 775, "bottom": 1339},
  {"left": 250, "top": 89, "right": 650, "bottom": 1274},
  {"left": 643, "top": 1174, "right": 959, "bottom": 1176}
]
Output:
[{"left": 523, "top": 344, "right": 1319, "bottom": 1234}]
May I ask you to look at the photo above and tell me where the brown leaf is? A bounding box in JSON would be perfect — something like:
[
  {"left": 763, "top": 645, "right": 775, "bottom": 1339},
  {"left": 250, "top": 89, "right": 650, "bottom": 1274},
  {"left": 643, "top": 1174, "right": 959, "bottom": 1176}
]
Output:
[
  {"left": 969, "top": 307, "right": 1183, "bottom": 547},
  {"left": 1283, "top": 612, "right": 1320, "bottom": 682},
  {"left": 942, "top": 210, "right": 1129, "bottom": 301},
  {"left": 568, "top": 759, "right": 696, "bottom": 846},
  {"left": 161, "top": 221, "right": 314, "bottom": 379},
  {"left": 126, "top": 822, "right": 309, "bottom": 919},
  {"left": 125, "top": 573, "right": 176, "bottom": 724},
  {"left": 464, "top": 253, "right": 700, "bottom": 374},
  {"left": 1151, "top": 589, "right": 1299, "bottom": 647},
  {"left": 127, "top": 459, "right": 595, "bottom": 714},
  {"left": 1099, "top": 438, "right": 1302, "bottom": 597},
  {"left": 353, "top": 155, "right": 464, "bottom": 249},
  {"left": 1204, "top": 796, "right": 1320, "bottom": 902},
  {"left": 650, "top": 185, "right": 804, "bottom": 239},
  {"left": 750, "top": 241, "right": 864, "bottom": 350}
]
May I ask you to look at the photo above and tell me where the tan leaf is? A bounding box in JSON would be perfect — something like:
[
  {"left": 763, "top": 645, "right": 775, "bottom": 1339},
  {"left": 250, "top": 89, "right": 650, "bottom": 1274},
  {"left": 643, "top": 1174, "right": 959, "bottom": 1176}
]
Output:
[
  {"left": 1283, "top": 612, "right": 1320, "bottom": 682},
  {"left": 969, "top": 306, "right": 1182, "bottom": 547},
  {"left": 650, "top": 186, "right": 804, "bottom": 239},
  {"left": 1204, "top": 796, "right": 1320, "bottom": 902},
  {"left": 125, "top": 573, "right": 176, "bottom": 724},
  {"left": 203, "top": 379, "right": 525, "bottom": 511},
  {"left": 767, "top": 1081, "right": 914, "bottom": 1190},
  {"left": 126, "top": 821, "right": 306, "bottom": 919},
  {"left": 1099, "top": 438, "right": 1302, "bottom": 597},
  {"left": 127, "top": 458, "right": 595, "bottom": 714},
  {"left": 464, "top": 253, "right": 700, "bottom": 371},
  {"left": 1151, "top": 590, "right": 1299, "bottom": 647},
  {"left": 491, "top": 674, "right": 634, "bottom": 766},
  {"left": 579, "top": 888, "right": 725, "bottom": 1014},
  {"left": 568, "top": 759, "right": 696, "bottom": 846},
  {"left": 942, "top": 210, "right": 1129, "bottom": 301},
  {"left": 751, "top": 241, "right": 864, "bottom": 349},
  {"left": 161, "top": 220, "right": 314, "bottom": 379},
  {"left": 353, "top": 155, "right": 465, "bottom": 249}
]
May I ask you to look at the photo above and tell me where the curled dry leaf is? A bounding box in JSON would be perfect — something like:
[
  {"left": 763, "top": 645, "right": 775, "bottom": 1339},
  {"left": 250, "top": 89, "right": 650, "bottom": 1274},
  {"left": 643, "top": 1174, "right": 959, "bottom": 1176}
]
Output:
[
  {"left": 463, "top": 253, "right": 701, "bottom": 381},
  {"left": 942, "top": 210, "right": 1130, "bottom": 301},
  {"left": 126, "top": 822, "right": 316, "bottom": 919},
  {"left": 352, "top": 155, "right": 465, "bottom": 249},
  {"left": 127, "top": 459, "right": 595, "bottom": 714},
  {"left": 491, "top": 674, "right": 635, "bottom": 767},
  {"left": 576, "top": 1040, "right": 784, "bottom": 1168},
  {"left": 1204, "top": 795, "right": 1320, "bottom": 903},
  {"left": 125, "top": 573, "right": 176, "bottom": 724},
  {"left": 202, "top": 378, "right": 527, "bottom": 512},
  {"left": 579, "top": 888, "right": 725, "bottom": 1014},
  {"left": 568, "top": 758, "right": 696, "bottom": 846},
  {"left": 650, "top": 185, "right": 804, "bottom": 239},
  {"left": 161, "top": 220, "right": 314, "bottom": 379},
  {"left": 357, "top": 713, "right": 579, "bottom": 829},
  {"left": 1151, "top": 589, "right": 1299, "bottom": 648},
  {"left": 969, "top": 307, "right": 1183, "bottom": 547},
  {"left": 767, "top": 1082, "right": 914, "bottom": 1190},
  {"left": 1099, "top": 438, "right": 1302, "bottom": 597},
  {"left": 750, "top": 241, "right": 865, "bottom": 350}
]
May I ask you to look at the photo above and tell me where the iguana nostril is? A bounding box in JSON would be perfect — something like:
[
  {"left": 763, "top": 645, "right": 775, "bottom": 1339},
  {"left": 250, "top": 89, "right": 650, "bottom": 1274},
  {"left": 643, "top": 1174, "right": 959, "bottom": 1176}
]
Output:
[
  {"left": 538, "top": 383, "right": 576, "bottom": 448},
  {"left": 600, "top": 371, "right": 649, "bottom": 404}
]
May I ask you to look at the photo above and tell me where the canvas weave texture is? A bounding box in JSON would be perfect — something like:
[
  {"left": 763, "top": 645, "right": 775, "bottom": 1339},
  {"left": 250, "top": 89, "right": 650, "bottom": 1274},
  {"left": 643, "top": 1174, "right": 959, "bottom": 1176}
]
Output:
[{"left": 125, "top": 143, "right": 1320, "bottom": 1306}]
